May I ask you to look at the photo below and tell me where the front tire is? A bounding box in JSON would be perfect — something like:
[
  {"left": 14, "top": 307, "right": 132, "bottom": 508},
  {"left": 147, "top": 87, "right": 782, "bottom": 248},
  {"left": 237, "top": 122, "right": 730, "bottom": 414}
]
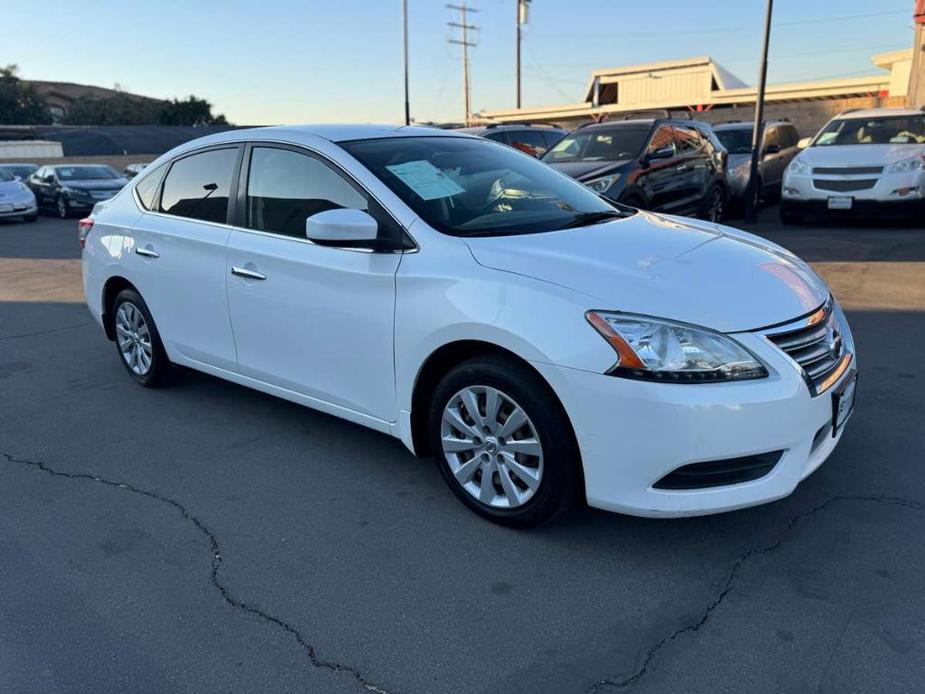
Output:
[
  {"left": 429, "top": 355, "right": 579, "bottom": 527},
  {"left": 111, "top": 289, "right": 174, "bottom": 387},
  {"left": 56, "top": 196, "right": 69, "bottom": 219},
  {"left": 23, "top": 213, "right": 38, "bottom": 223}
]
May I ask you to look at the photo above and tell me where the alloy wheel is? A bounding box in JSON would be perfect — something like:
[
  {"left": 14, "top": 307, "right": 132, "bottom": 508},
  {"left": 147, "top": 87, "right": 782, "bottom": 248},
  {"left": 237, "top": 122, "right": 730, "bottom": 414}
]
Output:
[
  {"left": 115, "top": 302, "right": 153, "bottom": 376},
  {"left": 440, "top": 385, "right": 544, "bottom": 509},
  {"left": 57, "top": 197, "right": 68, "bottom": 218}
]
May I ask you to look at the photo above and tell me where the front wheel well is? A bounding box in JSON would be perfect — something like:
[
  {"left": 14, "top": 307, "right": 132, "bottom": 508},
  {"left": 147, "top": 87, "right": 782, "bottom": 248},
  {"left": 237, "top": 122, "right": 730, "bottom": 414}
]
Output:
[
  {"left": 101, "top": 276, "right": 138, "bottom": 341},
  {"left": 409, "top": 340, "right": 580, "bottom": 468}
]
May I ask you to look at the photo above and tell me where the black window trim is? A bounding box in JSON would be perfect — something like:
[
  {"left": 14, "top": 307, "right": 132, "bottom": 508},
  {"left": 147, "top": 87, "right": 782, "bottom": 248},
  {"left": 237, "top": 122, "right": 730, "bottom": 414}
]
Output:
[
  {"left": 142, "top": 143, "right": 245, "bottom": 227},
  {"left": 135, "top": 139, "right": 417, "bottom": 253}
]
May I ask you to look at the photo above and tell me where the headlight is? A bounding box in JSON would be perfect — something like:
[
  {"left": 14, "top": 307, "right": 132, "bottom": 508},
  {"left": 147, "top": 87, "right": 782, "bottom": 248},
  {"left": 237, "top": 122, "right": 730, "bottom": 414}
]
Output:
[
  {"left": 585, "top": 174, "right": 620, "bottom": 193},
  {"left": 586, "top": 311, "right": 768, "bottom": 382},
  {"left": 787, "top": 159, "right": 810, "bottom": 176},
  {"left": 886, "top": 156, "right": 924, "bottom": 173}
]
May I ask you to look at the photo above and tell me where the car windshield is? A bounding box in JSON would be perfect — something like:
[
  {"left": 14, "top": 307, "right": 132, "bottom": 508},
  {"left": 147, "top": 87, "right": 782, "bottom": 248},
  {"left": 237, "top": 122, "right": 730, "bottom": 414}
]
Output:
[
  {"left": 55, "top": 166, "right": 120, "bottom": 181},
  {"left": 714, "top": 128, "right": 753, "bottom": 154},
  {"left": 0, "top": 169, "right": 13, "bottom": 182},
  {"left": 341, "top": 136, "right": 627, "bottom": 237},
  {"left": 813, "top": 115, "right": 925, "bottom": 146},
  {"left": 541, "top": 127, "right": 648, "bottom": 163},
  {"left": 1, "top": 165, "right": 35, "bottom": 179}
]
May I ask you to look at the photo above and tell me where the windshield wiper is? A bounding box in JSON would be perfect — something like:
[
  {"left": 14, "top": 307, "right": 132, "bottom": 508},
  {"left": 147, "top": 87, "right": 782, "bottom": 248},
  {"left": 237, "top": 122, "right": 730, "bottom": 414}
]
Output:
[{"left": 560, "top": 210, "right": 630, "bottom": 229}]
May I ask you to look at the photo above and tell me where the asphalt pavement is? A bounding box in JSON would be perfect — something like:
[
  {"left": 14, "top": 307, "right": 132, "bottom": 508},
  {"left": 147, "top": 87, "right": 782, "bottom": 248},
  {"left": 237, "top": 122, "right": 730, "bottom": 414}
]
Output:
[{"left": 1, "top": 210, "right": 923, "bottom": 693}]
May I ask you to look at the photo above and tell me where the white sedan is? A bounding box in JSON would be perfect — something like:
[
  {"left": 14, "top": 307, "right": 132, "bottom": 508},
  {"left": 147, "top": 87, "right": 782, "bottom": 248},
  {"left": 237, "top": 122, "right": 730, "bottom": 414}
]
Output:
[
  {"left": 80, "top": 125, "right": 856, "bottom": 526},
  {"left": 0, "top": 167, "right": 38, "bottom": 222}
]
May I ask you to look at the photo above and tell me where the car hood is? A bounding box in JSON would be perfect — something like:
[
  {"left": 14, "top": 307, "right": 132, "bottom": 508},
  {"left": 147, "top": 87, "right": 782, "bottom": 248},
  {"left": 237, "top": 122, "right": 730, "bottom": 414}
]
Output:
[
  {"left": 544, "top": 160, "right": 631, "bottom": 182},
  {"left": 62, "top": 179, "right": 127, "bottom": 191},
  {"left": 464, "top": 211, "right": 829, "bottom": 333},
  {"left": 0, "top": 180, "right": 32, "bottom": 196},
  {"left": 798, "top": 144, "right": 925, "bottom": 166}
]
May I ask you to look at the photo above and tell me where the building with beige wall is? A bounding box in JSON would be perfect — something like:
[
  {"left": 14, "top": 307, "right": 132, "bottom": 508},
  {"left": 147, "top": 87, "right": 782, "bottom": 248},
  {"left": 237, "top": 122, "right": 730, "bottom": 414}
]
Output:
[{"left": 477, "top": 50, "right": 913, "bottom": 136}]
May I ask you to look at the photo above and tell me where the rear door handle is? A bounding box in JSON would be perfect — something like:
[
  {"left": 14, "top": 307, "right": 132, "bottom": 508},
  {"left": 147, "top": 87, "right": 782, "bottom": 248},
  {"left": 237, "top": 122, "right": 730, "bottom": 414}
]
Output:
[
  {"left": 231, "top": 266, "right": 267, "bottom": 281},
  {"left": 135, "top": 247, "right": 159, "bottom": 258}
]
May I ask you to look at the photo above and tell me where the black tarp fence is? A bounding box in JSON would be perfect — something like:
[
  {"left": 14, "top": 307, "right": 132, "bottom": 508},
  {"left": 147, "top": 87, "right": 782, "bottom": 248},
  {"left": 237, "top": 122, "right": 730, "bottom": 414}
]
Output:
[{"left": 30, "top": 125, "right": 253, "bottom": 156}]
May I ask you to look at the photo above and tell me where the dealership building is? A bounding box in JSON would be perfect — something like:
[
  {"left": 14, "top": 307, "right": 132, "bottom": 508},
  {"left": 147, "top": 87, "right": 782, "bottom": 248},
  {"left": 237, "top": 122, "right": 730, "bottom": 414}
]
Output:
[{"left": 476, "top": 49, "right": 913, "bottom": 135}]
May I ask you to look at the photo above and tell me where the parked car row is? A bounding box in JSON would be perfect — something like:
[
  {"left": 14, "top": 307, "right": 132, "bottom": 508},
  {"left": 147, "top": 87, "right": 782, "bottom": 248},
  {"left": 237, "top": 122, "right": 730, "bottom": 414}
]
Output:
[
  {"left": 0, "top": 162, "right": 152, "bottom": 223},
  {"left": 467, "top": 106, "right": 925, "bottom": 224}
]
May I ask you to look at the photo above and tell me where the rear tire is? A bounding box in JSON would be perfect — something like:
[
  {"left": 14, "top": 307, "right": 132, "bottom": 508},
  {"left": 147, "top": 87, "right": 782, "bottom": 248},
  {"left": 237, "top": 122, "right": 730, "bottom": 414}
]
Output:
[
  {"left": 111, "top": 289, "right": 174, "bottom": 388},
  {"left": 429, "top": 355, "right": 579, "bottom": 527},
  {"left": 701, "top": 183, "right": 726, "bottom": 222}
]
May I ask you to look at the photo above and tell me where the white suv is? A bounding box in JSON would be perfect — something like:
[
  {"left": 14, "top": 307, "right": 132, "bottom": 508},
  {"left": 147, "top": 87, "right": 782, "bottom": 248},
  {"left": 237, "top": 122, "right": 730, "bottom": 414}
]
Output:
[
  {"left": 81, "top": 125, "right": 856, "bottom": 526},
  {"left": 780, "top": 107, "right": 925, "bottom": 223}
]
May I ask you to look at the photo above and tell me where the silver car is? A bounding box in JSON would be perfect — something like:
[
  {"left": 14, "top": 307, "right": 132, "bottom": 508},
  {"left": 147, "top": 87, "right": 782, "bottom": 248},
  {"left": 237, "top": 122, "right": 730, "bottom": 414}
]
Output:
[{"left": 712, "top": 120, "right": 801, "bottom": 208}]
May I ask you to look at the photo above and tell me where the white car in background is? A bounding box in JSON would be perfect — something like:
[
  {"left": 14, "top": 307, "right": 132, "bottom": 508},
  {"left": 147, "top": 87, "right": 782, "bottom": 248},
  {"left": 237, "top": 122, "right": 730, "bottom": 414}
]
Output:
[
  {"left": 0, "top": 166, "right": 38, "bottom": 222},
  {"left": 780, "top": 107, "right": 925, "bottom": 223},
  {"left": 81, "top": 125, "right": 856, "bottom": 526}
]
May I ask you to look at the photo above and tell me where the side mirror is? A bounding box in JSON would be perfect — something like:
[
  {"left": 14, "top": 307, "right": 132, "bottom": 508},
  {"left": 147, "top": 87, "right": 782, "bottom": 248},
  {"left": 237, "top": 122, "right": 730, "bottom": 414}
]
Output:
[
  {"left": 763, "top": 143, "right": 781, "bottom": 156},
  {"left": 645, "top": 146, "right": 674, "bottom": 162},
  {"left": 306, "top": 208, "right": 378, "bottom": 244},
  {"left": 797, "top": 137, "right": 811, "bottom": 150}
]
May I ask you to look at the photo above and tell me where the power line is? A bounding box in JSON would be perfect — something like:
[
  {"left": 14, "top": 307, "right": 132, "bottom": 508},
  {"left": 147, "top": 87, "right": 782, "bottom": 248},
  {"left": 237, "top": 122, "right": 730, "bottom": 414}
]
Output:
[
  {"left": 531, "top": 7, "right": 910, "bottom": 40},
  {"left": 447, "top": 3, "right": 479, "bottom": 125}
]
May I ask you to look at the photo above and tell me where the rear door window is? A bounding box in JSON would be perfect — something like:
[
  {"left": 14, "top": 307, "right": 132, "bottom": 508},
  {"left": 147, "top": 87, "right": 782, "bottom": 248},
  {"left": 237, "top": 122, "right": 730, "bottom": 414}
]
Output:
[
  {"left": 673, "top": 125, "right": 704, "bottom": 154},
  {"left": 134, "top": 163, "right": 167, "bottom": 210},
  {"left": 160, "top": 148, "right": 238, "bottom": 224}
]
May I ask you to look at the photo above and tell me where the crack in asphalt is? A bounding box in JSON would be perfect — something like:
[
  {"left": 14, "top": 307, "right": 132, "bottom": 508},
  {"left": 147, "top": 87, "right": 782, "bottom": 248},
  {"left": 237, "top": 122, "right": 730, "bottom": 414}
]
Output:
[
  {"left": 587, "top": 494, "right": 924, "bottom": 692},
  {"left": 0, "top": 322, "right": 93, "bottom": 342},
  {"left": 0, "top": 451, "right": 392, "bottom": 694}
]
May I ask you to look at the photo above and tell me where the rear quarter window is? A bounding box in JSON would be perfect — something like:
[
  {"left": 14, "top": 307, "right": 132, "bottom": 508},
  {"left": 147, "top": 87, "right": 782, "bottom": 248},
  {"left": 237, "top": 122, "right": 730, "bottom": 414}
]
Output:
[{"left": 134, "top": 163, "right": 168, "bottom": 210}]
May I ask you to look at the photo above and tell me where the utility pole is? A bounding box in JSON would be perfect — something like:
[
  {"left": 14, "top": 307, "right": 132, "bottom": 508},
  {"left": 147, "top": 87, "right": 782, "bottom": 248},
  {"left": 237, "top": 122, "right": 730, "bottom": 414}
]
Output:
[
  {"left": 447, "top": 4, "right": 479, "bottom": 125},
  {"left": 516, "top": 0, "right": 531, "bottom": 109},
  {"left": 745, "top": 0, "right": 773, "bottom": 224},
  {"left": 403, "top": 0, "right": 411, "bottom": 125},
  {"left": 907, "top": 0, "right": 925, "bottom": 108}
]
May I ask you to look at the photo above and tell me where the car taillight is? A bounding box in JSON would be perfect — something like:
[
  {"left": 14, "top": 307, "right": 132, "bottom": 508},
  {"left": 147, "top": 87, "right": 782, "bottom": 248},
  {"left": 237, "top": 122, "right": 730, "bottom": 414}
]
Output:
[{"left": 78, "top": 217, "right": 94, "bottom": 248}]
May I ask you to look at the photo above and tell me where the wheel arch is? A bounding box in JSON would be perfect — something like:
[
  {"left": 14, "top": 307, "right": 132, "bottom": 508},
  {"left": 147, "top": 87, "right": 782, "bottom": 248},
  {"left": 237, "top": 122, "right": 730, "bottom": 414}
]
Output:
[
  {"left": 101, "top": 276, "right": 139, "bottom": 341},
  {"left": 408, "top": 339, "right": 581, "bottom": 475}
]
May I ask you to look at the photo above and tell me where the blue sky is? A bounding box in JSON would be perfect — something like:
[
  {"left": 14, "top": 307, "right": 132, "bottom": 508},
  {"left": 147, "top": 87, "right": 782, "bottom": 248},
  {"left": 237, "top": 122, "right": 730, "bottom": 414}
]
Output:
[{"left": 3, "top": 1, "right": 916, "bottom": 124}]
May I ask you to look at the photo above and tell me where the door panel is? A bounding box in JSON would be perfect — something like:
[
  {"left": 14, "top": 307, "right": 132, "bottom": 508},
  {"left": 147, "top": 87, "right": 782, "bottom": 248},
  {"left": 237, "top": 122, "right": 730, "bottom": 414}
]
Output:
[
  {"left": 225, "top": 143, "right": 401, "bottom": 421},
  {"left": 639, "top": 126, "right": 684, "bottom": 210},
  {"left": 672, "top": 125, "right": 711, "bottom": 211},
  {"left": 226, "top": 234, "right": 400, "bottom": 420}
]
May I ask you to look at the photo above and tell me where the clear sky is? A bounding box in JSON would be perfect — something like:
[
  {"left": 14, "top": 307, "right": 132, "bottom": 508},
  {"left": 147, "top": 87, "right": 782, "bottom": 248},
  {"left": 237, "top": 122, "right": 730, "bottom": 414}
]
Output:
[{"left": 3, "top": 0, "right": 916, "bottom": 125}]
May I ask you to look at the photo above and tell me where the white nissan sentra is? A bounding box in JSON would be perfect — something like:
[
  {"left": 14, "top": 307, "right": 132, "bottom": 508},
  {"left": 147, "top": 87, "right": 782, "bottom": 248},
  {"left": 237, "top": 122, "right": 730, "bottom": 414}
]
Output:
[{"left": 80, "top": 125, "right": 857, "bottom": 526}]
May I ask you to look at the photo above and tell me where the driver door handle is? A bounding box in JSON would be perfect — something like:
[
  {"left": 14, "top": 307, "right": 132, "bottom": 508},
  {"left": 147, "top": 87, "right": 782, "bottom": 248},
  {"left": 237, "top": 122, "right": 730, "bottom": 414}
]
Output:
[{"left": 231, "top": 266, "right": 267, "bottom": 281}]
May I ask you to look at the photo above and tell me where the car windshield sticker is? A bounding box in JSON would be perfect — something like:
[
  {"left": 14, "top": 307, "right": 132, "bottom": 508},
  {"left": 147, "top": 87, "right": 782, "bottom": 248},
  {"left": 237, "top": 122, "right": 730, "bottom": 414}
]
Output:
[{"left": 385, "top": 160, "right": 464, "bottom": 200}]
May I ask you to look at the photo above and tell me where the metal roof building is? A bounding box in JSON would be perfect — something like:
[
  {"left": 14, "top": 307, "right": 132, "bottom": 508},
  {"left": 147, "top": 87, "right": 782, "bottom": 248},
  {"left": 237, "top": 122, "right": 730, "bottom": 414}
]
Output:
[{"left": 477, "top": 50, "right": 913, "bottom": 132}]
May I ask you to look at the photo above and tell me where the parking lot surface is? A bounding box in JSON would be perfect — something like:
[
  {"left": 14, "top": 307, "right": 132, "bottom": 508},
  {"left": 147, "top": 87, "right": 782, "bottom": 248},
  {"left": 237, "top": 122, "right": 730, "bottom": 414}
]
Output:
[{"left": 1, "top": 212, "right": 924, "bottom": 693}]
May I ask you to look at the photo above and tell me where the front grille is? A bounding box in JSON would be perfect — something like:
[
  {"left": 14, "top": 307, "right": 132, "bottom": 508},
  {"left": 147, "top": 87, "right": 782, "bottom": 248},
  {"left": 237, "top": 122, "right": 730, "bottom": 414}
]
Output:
[
  {"left": 653, "top": 451, "right": 783, "bottom": 490},
  {"left": 765, "top": 302, "right": 848, "bottom": 395},
  {"left": 813, "top": 178, "right": 877, "bottom": 192},
  {"left": 812, "top": 166, "right": 883, "bottom": 175}
]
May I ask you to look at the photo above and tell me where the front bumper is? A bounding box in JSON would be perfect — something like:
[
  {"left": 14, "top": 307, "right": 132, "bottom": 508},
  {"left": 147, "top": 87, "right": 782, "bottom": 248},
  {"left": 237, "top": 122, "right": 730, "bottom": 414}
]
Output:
[
  {"left": 0, "top": 199, "right": 37, "bottom": 218},
  {"left": 532, "top": 330, "right": 855, "bottom": 518},
  {"left": 782, "top": 170, "right": 925, "bottom": 217}
]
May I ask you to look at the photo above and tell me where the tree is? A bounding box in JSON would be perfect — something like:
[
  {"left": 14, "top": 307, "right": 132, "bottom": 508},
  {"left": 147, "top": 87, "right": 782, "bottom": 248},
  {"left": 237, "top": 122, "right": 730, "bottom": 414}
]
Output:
[
  {"left": 0, "top": 65, "right": 51, "bottom": 125},
  {"left": 63, "top": 92, "right": 162, "bottom": 125},
  {"left": 157, "top": 96, "right": 228, "bottom": 126}
]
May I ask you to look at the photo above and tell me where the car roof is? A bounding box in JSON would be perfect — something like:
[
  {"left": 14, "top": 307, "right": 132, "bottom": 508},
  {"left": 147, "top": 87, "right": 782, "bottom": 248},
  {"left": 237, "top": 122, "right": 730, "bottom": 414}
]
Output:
[
  {"left": 206, "top": 124, "right": 468, "bottom": 145},
  {"left": 833, "top": 108, "right": 924, "bottom": 120}
]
